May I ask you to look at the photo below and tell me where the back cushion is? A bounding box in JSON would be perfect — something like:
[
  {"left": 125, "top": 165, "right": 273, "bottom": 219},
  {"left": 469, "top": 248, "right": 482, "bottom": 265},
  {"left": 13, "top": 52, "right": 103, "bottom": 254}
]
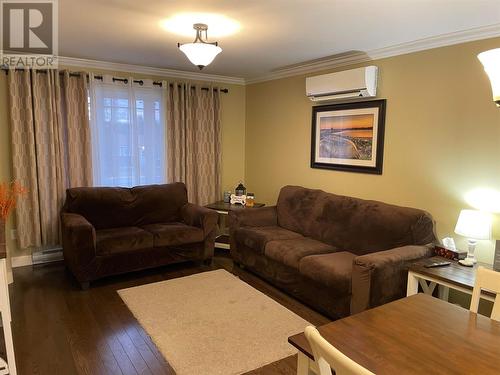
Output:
[
  {"left": 63, "top": 183, "right": 188, "bottom": 229},
  {"left": 277, "top": 186, "right": 435, "bottom": 255}
]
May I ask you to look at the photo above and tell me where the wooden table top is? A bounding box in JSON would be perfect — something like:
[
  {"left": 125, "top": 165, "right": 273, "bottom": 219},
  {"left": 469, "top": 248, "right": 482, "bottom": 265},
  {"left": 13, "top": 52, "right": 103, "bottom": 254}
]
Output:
[
  {"left": 289, "top": 294, "right": 500, "bottom": 374},
  {"left": 205, "top": 200, "right": 265, "bottom": 211},
  {"left": 409, "top": 256, "right": 492, "bottom": 290}
]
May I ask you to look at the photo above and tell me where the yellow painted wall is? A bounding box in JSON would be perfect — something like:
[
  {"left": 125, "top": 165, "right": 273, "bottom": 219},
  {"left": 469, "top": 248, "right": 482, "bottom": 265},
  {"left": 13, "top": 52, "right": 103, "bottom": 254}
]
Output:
[
  {"left": 245, "top": 37, "right": 500, "bottom": 264},
  {"left": 0, "top": 68, "right": 246, "bottom": 256}
]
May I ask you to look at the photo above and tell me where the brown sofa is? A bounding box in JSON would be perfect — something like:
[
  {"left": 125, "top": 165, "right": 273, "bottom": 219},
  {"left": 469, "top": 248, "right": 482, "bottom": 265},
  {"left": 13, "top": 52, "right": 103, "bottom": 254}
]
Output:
[
  {"left": 61, "top": 183, "right": 217, "bottom": 289},
  {"left": 229, "top": 185, "right": 436, "bottom": 319}
]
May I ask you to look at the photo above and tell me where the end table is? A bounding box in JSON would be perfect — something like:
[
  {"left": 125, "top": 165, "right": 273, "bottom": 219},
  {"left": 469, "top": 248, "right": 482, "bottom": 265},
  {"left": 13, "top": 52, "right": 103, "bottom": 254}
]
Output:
[{"left": 205, "top": 201, "right": 265, "bottom": 249}]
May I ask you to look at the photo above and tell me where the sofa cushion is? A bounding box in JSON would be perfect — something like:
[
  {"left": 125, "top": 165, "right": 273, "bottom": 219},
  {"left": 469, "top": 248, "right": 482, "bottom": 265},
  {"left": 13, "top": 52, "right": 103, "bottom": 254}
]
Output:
[
  {"left": 141, "top": 223, "right": 204, "bottom": 247},
  {"left": 96, "top": 227, "right": 153, "bottom": 255},
  {"left": 277, "top": 185, "right": 436, "bottom": 255},
  {"left": 299, "top": 252, "right": 356, "bottom": 294},
  {"left": 276, "top": 185, "right": 321, "bottom": 237},
  {"left": 63, "top": 182, "right": 188, "bottom": 229},
  {"left": 234, "top": 226, "right": 302, "bottom": 254},
  {"left": 265, "top": 237, "right": 336, "bottom": 269}
]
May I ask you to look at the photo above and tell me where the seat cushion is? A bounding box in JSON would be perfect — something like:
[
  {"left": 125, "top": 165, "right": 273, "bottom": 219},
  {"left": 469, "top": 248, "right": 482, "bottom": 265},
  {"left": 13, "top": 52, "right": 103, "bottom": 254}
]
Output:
[
  {"left": 141, "top": 222, "right": 204, "bottom": 247},
  {"left": 265, "top": 237, "right": 336, "bottom": 269},
  {"left": 234, "top": 226, "right": 303, "bottom": 254},
  {"left": 96, "top": 227, "right": 153, "bottom": 255},
  {"left": 299, "top": 252, "right": 356, "bottom": 294}
]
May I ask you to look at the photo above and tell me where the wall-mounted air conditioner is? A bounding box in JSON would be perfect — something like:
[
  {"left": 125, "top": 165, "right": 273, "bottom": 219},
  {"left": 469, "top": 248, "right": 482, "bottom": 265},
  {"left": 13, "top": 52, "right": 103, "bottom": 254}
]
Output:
[{"left": 306, "top": 65, "right": 378, "bottom": 102}]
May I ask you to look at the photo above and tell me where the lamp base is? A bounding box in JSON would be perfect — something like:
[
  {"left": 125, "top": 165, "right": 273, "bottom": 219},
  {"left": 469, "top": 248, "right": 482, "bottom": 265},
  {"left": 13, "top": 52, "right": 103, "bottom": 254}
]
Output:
[{"left": 458, "top": 258, "right": 474, "bottom": 267}]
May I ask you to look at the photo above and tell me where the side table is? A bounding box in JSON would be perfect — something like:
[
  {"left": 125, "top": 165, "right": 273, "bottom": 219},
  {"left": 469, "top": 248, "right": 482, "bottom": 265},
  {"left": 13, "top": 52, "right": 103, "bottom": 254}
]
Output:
[
  {"left": 407, "top": 256, "right": 495, "bottom": 303},
  {"left": 205, "top": 201, "right": 265, "bottom": 249}
]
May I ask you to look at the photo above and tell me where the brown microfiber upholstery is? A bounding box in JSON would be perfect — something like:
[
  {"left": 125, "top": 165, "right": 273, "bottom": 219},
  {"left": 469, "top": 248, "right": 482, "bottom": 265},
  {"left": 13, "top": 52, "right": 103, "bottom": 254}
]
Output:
[
  {"left": 299, "top": 252, "right": 356, "bottom": 292},
  {"left": 230, "top": 185, "right": 436, "bottom": 319},
  {"left": 233, "top": 226, "right": 303, "bottom": 254},
  {"left": 351, "top": 245, "right": 433, "bottom": 314},
  {"left": 141, "top": 223, "right": 204, "bottom": 247},
  {"left": 277, "top": 185, "right": 435, "bottom": 254},
  {"left": 63, "top": 182, "right": 188, "bottom": 229},
  {"left": 265, "top": 237, "right": 336, "bottom": 269},
  {"left": 96, "top": 227, "right": 153, "bottom": 255},
  {"left": 61, "top": 183, "right": 217, "bottom": 287}
]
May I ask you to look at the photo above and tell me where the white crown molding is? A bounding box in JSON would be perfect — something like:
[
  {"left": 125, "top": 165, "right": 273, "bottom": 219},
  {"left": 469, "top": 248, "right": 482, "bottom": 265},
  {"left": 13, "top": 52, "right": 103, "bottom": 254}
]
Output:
[
  {"left": 58, "top": 56, "right": 246, "bottom": 85},
  {"left": 246, "top": 23, "right": 500, "bottom": 84}
]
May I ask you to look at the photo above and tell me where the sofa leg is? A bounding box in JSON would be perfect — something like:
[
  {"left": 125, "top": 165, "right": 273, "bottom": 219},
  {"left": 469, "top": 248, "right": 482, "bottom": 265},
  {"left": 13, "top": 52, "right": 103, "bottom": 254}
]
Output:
[
  {"left": 203, "top": 258, "right": 212, "bottom": 266},
  {"left": 80, "top": 281, "right": 90, "bottom": 290}
]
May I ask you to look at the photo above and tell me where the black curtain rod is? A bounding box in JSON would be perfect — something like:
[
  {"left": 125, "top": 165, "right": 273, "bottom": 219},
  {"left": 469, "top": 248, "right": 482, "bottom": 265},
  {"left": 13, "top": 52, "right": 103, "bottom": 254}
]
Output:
[
  {"left": 1, "top": 67, "right": 229, "bottom": 93},
  {"left": 92, "top": 75, "right": 228, "bottom": 93}
]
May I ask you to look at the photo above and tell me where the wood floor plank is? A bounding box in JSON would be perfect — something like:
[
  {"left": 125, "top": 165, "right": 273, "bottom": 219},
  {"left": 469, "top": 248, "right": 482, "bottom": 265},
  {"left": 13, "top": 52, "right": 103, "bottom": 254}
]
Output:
[{"left": 8, "top": 255, "right": 330, "bottom": 375}]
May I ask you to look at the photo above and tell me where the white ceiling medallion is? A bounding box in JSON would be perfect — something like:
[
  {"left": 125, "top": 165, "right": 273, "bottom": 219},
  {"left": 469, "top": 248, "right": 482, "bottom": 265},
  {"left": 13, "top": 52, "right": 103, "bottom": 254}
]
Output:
[{"left": 178, "top": 23, "right": 222, "bottom": 70}]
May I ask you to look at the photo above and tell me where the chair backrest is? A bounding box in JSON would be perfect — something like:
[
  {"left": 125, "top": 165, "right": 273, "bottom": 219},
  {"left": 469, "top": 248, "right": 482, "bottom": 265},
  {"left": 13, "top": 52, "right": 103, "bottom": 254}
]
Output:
[
  {"left": 470, "top": 266, "right": 500, "bottom": 322},
  {"left": 304, "top": 326, "right": 375, "bottom": 375}
]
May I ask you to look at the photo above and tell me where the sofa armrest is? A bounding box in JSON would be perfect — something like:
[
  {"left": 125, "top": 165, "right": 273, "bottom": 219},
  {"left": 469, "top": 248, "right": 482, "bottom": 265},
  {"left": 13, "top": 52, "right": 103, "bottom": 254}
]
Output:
[
  {"left": 350, "top": 245, "right": 433, "bottom": 314},
  {"left": 228, "top": 206, "right": 278, "bottom": 231},
  {"left": 61, "top": 213, "right": 97, "bottom": 275},
  {"left": 181, "top": 203, "right": 218, "bottom": 237}
]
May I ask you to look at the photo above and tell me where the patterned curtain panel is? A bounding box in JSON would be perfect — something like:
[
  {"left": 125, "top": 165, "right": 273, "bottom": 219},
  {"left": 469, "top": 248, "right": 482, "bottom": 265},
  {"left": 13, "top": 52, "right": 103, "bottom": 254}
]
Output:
[
  {"left": 165, "top": 82, "right": 222, "bottom": 205},
  {"left": 8, "top": 70, "right": 92, "bottom": 249}
]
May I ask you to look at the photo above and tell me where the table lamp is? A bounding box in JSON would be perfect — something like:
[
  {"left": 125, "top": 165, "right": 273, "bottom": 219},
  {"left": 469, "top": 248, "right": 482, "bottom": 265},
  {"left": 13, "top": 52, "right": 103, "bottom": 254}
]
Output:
[{"left": 454, "top": 209, "right": 492, "bottom": 266}]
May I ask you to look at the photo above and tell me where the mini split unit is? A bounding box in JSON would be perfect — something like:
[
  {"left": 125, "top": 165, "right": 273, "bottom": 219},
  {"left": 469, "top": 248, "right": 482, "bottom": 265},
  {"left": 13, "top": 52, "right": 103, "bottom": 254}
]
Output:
[{"left": 306, "top": 65, "right": 378, "bottom": 102}]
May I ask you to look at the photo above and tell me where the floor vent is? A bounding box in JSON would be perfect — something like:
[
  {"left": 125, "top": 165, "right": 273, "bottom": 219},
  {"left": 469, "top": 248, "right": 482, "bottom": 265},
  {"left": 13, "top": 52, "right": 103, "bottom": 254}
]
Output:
[{"left": 31, "top": 247, "right": 63, "bottom": 265}]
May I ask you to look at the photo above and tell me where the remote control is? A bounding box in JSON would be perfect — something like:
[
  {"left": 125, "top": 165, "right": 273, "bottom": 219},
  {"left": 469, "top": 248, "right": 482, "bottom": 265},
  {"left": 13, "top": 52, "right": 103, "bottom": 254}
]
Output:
[{"left": 424, "top": 261, "right": 451, "bottom": 268}]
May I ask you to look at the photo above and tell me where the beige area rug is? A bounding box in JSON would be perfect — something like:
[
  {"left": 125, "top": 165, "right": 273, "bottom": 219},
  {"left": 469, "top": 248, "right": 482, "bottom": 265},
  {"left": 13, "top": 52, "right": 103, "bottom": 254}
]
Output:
[{"left": 118, "top": 269, "right": 310, "bottom": 375}]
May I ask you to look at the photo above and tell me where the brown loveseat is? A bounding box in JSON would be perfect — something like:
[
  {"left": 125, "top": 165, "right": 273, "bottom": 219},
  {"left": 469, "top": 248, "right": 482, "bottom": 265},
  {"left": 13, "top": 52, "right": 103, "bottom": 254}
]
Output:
[
  {"left": 61, "top": 183, "right": 217, "bottom": 289},
  {"left": 229, "top": 185, "right": 436, "bottom": 319}
]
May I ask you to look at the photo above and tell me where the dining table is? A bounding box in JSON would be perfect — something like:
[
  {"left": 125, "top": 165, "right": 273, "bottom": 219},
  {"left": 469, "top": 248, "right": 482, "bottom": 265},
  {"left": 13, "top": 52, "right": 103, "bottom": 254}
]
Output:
[{"left": 288, "top": 293, "right": 500, "bottom": 374}]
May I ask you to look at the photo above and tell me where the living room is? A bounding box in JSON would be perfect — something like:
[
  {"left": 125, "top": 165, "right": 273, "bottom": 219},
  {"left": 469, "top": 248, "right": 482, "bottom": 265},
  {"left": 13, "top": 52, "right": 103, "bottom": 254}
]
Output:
[{"left": 0, "top": 1, "right": 499, "bottom": 374}]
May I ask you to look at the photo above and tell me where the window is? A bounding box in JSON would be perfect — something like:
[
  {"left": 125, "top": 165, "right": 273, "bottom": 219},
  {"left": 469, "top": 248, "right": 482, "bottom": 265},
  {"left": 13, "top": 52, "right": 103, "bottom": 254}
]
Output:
[{"left": 90, "top": 82, "right": 165, "bottom": 187}]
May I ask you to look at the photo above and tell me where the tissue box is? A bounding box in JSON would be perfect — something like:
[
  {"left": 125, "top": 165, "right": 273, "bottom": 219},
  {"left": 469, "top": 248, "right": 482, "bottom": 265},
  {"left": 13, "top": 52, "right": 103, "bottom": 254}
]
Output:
[{"left": 434, "top": 245, "right": 467, "bottom": 260}]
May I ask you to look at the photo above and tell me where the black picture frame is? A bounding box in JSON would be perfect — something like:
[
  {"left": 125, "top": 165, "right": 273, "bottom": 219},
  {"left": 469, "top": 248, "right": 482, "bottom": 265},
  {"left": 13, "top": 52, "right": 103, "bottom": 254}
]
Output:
[{"left": 310, "top": 99, "right": 386, "bottom": 174}]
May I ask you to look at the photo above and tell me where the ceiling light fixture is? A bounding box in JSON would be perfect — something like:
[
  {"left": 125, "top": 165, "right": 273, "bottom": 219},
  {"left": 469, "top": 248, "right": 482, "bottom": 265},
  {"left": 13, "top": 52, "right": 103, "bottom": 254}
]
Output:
[
  {"left": 478, "top": 48, "right": 500, "bottom": 107},
  {"left": 177, "top": 23, "right": 222, "bottom": 70}
]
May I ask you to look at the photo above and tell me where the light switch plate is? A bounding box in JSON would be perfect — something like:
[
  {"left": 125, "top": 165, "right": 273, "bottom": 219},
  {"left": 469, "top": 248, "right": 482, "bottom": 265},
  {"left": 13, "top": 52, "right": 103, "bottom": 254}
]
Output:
[{"left": 10, "top": 229, "right": 16, "bottom": 240}]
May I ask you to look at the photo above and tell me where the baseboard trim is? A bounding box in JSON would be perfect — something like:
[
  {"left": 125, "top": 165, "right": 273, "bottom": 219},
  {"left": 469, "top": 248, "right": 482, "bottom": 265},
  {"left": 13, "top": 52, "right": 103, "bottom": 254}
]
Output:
[{"left": 11, "top": 255, "right": 33, "bottom": 268}]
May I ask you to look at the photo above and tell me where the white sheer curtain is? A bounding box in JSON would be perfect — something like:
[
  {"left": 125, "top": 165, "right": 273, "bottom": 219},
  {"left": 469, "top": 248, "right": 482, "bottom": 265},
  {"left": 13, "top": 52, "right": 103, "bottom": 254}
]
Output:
[{"left": 89, "top": 74, "right": 166, "bottom": 187}]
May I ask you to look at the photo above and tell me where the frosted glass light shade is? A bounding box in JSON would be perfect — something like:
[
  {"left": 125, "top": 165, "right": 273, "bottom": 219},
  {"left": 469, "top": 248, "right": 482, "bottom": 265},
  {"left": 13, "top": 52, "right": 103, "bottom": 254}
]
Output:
[
  {"left": 478, "top": 48, "right": 500, "bottom": 106},
  {"left": 454, "top": 209, "right": 492, "bottom": 240},
  {"left": 179, "top": 43, "right": 222, "bottom": 69}
]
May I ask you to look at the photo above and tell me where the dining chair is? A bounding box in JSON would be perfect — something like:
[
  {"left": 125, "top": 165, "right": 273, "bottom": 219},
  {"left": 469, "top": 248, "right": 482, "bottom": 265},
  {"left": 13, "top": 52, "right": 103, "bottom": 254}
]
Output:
[
  {"left": 470, "top": 266, "right": 500, "bottom": 321},
  {"left": 304, "top": 326, "right": 375, "bottom": 375}
]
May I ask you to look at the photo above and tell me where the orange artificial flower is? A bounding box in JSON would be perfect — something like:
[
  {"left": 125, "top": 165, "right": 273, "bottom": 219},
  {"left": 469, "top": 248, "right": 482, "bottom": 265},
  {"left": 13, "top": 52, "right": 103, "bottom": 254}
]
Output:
[{"left": 0, "top": 181, "right": 27, "bottom": 222}]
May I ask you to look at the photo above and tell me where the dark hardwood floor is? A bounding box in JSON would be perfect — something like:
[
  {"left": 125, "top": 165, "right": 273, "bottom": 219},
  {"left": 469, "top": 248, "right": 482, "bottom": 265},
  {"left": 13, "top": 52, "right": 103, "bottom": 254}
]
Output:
[{"left": 8, "top": 251, "right": 329, "bottom": 375}]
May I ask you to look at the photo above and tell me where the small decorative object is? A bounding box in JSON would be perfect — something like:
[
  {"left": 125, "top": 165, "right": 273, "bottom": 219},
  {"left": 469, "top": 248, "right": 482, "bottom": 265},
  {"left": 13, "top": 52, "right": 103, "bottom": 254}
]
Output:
[
  {"left": 434, "top": 245, "right": 467, "bottom": 261},
  {"left": 477, "top": 48, "right": 500, "bottom": 107},
  {"left": 235, "top": 182, "right": 246, "bottom": 196},
  {"left": 311, "top": 100, "right": 386, "bottom": 174},
  {"left": 0, "top": 181, "right": 27, "bottom": 255},
  {"left": 223, "top": 191, "right": 231, "bottom": 203},
  {"left": 246, "top": 193, "right": 255, "bottom": 207},
  {"left": 230, "top": 194, "right": 246, "bottom": 206},
  {"left": 454, "top": 209, "right": 492, "bottom": 267}
]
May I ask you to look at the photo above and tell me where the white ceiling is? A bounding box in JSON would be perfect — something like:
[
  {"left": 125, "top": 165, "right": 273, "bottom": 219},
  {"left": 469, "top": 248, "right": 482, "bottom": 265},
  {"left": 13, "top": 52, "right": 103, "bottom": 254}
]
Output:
[{"left": 60, "top": 0, "right": 500, "bottom": 79}]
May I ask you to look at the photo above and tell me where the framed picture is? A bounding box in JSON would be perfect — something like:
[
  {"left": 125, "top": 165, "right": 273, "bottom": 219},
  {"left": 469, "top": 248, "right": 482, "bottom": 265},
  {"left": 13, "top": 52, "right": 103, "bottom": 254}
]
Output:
[{"left": 310, "top": 99, "right": 386, "bottom": 174}]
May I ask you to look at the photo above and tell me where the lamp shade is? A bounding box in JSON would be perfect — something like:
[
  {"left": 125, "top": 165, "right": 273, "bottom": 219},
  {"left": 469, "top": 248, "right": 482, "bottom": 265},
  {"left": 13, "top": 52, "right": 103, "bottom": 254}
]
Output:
[
  {"left": 179, "top": 43, "right": 222, "bottom": 69},
  {"left": 478, "top": 48, "right": 500, "bottom": 106},
  {"left": 454, "top": 209, "right": 492, "bottom": 240}
]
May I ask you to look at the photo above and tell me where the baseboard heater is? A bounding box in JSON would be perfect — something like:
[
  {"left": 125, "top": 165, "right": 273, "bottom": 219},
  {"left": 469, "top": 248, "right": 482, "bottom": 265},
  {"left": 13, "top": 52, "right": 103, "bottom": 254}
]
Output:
[{"left": 31, "top": 247, "right": 63, "bottom": 265}]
